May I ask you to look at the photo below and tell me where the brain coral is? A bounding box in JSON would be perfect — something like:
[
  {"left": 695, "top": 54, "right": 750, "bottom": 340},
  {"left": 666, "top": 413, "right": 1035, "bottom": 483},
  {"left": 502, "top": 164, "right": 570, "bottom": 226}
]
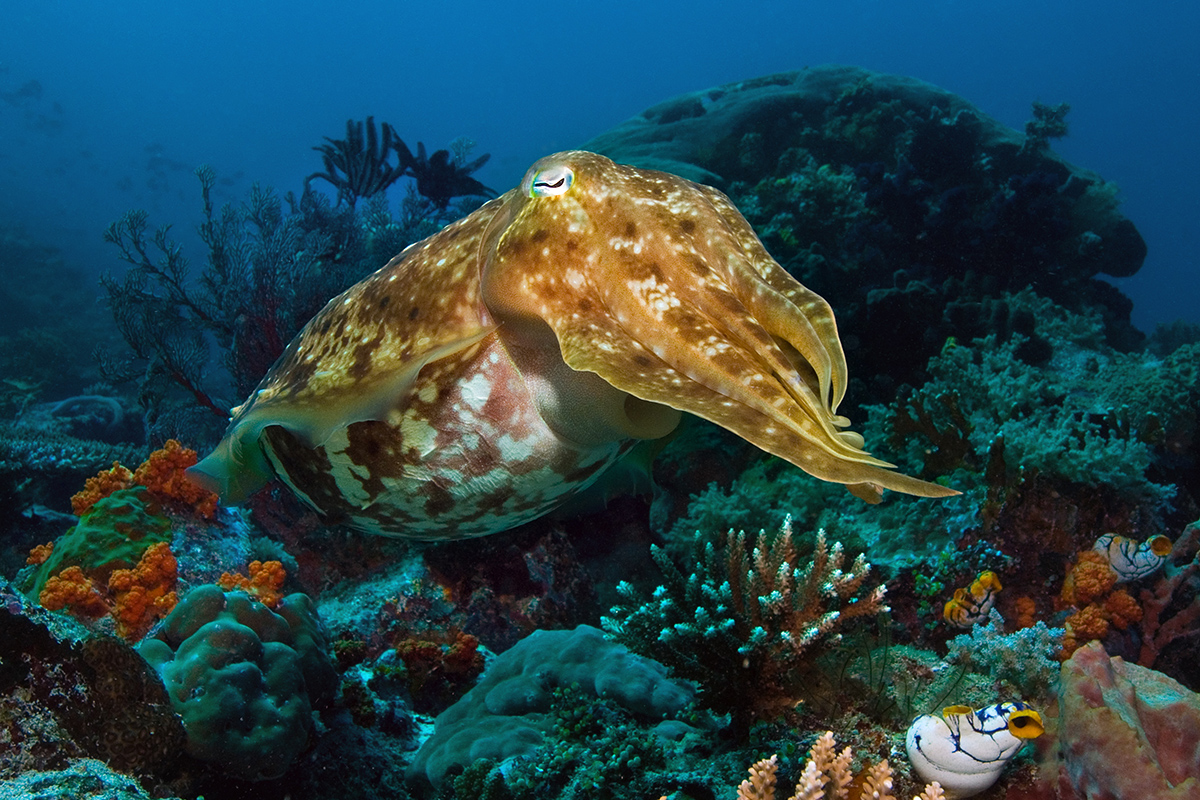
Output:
[
  {"left": 407, "top": 624, "right": 695, "bottom": 789},
  {"left": 138, "top": 584, "right": 337, "bottom": 781}
]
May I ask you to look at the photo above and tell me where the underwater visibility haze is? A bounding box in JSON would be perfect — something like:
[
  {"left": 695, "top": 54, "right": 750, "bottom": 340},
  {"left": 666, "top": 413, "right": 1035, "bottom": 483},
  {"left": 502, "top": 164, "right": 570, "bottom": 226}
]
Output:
[{"left": 1, "top": 2, "right": 1199, "bottom": 799}]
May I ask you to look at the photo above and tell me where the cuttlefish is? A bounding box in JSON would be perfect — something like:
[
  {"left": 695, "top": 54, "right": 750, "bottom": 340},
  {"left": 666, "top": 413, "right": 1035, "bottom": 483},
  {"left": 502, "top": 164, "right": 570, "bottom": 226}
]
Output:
[{"left": 190, "top": 151, "right": 956, "bottom": 539}]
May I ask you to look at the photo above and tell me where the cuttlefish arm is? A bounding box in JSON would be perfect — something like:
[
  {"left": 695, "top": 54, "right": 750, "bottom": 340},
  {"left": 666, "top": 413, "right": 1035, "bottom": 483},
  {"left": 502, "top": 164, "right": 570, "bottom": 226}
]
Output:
[
  {"left": 482, "top": 151, "right": 956, "bottom": 502},
  {"left": 190, "top": 198, "right": 511, "bottom": 503}
]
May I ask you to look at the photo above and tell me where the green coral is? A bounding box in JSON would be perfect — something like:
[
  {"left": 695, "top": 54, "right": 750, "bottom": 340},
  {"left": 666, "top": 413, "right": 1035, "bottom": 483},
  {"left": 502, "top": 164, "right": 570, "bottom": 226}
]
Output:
[
  {"left": 21, "top": 487, "right": 171, "bottom": 598},
  {"left": 873, "top": 289, "right": 1181, "bottom": 513},
  {"left": 137, "top": 585, "right": 338, "bottom": 781}
]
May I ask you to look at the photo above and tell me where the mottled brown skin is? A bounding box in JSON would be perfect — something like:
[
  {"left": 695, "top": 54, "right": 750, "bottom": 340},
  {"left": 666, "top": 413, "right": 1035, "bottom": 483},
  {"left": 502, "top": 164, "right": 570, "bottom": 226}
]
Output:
[{"left": 191, "top": 151, "right": 955, "bottom": 538}]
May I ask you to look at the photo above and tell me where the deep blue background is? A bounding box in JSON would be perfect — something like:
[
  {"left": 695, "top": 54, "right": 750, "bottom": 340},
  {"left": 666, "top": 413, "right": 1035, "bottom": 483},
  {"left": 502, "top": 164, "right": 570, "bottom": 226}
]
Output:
[{"left": 2, "top": 1, "right": 1196, "bottom": 330}]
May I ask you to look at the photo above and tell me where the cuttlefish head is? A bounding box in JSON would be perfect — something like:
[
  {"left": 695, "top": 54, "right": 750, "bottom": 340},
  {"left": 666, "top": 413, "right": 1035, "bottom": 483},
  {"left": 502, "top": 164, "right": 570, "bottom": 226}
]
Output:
[{"left": 482, "top": 151, "right": 955, "bottom": 502}]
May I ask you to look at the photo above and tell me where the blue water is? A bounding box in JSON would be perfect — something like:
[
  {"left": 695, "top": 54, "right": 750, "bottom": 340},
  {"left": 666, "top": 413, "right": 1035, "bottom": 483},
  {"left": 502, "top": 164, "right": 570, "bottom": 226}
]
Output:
[{"left": 1, "top": 0, "right": 1196, "bottom": 330}]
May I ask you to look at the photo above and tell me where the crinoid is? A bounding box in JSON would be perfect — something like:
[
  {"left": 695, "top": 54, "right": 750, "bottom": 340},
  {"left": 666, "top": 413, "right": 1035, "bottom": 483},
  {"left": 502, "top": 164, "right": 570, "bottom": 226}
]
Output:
[
  {"left": 309, "top": 116, "right": 409, "bottom": 206},
  {"left": 393, "top": 138, "right": 493, "bottom": 208}
]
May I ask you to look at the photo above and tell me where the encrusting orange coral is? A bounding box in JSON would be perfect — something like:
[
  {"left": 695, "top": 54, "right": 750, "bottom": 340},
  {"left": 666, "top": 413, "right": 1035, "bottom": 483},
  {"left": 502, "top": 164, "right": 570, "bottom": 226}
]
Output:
[
  {"left": 108, "top": 542, "right": 179, "bottom": 640},
  {"left": 70, "top": 440, "right": 219, "bottom": 520},
  {"left": 26, "top": 542, "right": 53, "bottom": 566},
  {"left": 38, "top": 543, "right": 179, "bottom": 640},
  {"left": 71, "top": 462, "right": 134, "bottom": 516},
  {"left": 218, "top": 560, "right": 287, "bottom": 607},
  {"left": 1060, "top": 550, "right": 1118, "bottom": 607},
  {"left": 133, "top": 439, "right": 219, "bottom": 518},
  {"left": 1059, "top": 549, "right": 1146, "bottom": 658},
  {"left": 39, "top": 566, "right": 109, "bottom": 619}
]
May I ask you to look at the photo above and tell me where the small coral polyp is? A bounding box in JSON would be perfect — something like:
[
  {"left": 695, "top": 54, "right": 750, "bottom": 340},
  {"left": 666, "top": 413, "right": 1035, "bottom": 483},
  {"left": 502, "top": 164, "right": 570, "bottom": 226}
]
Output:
[{"left": 906, "top": 701, "right": 1043, "bottom": 799}]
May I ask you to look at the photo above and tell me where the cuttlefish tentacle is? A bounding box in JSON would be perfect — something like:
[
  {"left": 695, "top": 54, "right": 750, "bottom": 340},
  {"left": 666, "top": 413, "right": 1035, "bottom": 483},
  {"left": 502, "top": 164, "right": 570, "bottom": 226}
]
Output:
[
  {"left": 702, "top": 182, "right": 847, "bottom": 413},
  {"left": 192, "top": 149, "right": 955, "bottom": 539}
]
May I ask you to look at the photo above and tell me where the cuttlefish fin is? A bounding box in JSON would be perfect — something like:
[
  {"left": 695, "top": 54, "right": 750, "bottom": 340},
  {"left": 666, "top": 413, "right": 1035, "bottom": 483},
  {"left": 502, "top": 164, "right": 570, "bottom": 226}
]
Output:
[{"left": 188, "top": 327, "right": 496, "bottom": 504}]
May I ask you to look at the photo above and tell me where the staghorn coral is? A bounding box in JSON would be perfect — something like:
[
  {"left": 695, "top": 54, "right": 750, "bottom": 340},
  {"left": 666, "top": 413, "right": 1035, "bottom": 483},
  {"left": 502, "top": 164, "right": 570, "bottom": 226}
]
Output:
[
  {"left": 735, "top": 732, "right": 944, "bottom": 800},
  {"left": 604, "top": 516, "right": 886, "bottom": 734}
]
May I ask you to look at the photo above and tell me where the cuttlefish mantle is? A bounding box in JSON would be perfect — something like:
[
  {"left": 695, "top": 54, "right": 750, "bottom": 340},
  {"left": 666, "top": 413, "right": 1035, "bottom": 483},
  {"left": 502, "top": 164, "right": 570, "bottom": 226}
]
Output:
[{"left": 190, "top": 151, "right": 957, "bottom": 539}]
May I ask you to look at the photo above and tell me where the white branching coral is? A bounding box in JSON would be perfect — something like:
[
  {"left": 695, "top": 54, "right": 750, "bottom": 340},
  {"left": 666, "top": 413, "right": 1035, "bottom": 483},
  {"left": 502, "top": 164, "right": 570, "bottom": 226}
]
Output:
[
  {"left": 603, "top": 516, "right": 887, "bottom": 733},
  {"left": 736, "top": 731, "right": 945, "bottom": 800}
]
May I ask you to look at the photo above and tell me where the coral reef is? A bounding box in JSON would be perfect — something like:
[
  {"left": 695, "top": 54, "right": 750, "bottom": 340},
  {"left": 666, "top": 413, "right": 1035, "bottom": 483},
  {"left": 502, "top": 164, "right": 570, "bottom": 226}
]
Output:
[
  {"left": 1, "top": 65, "right": 1194, "bottom": 800},
  {"left": 735, "top": 731, "right": 943, "bottom": 800},
  {"left": 604, "top": 518, "right": 886, "bottom": 734},
  {"left": 406, "top": 625, "right": 695, "bottom": 790},
  {"left": 138, "top": 584, "right": 338, "bottom": 781},
  {"left": 585, "top": 67, "right": 1148, "bottom": 398}
]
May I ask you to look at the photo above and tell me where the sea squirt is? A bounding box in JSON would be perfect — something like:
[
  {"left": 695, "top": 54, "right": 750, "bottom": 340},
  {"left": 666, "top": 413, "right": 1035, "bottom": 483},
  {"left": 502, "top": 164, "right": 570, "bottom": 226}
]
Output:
[{"left": 190, "top": 151, "right": 957, "bottom": 538}]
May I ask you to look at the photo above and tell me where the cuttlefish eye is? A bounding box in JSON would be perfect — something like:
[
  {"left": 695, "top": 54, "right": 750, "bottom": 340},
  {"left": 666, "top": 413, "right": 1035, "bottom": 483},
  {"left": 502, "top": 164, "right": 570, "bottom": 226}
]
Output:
[{"left": 527, "top": 164, "right": 574, "bottom": 197}]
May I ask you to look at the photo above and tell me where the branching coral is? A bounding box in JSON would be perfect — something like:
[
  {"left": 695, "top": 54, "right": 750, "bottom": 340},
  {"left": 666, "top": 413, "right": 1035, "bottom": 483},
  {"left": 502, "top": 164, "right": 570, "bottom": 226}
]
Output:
[
  {"left": 603, "top": 516, "right": 886, "bottom": 734},
  {"left": 736, "top": 732, "right": 944, "bottom": 800}
]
